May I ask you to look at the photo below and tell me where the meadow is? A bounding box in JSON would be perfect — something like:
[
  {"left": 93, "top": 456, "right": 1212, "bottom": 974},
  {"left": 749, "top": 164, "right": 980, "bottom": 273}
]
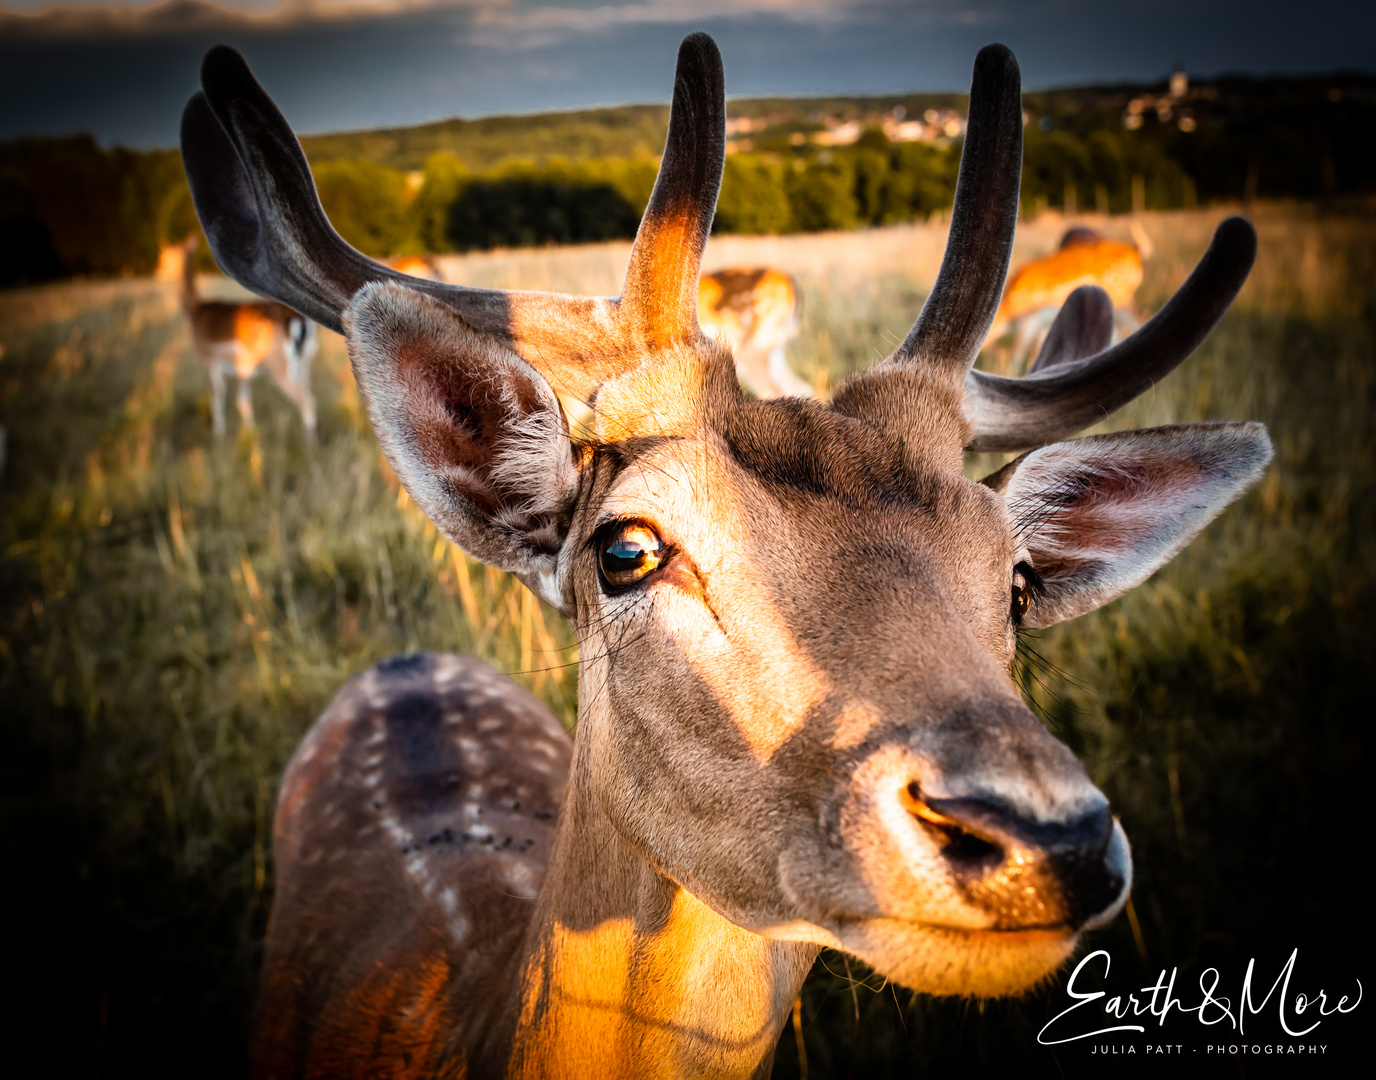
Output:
[{"left": 0, "top": 203, "right": 1371, "bottom": 1077}]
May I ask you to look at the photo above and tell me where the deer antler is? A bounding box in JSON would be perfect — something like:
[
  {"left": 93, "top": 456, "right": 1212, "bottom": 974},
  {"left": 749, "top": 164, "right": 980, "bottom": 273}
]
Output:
[
  {"left": 891, "top": 44, "right": 1023, "bottom": 374},
  {"left": 180, "top": 35, "right": 726, "bottom": 401},
  {"left": 1025, "top": 285, "right": 1115, "bottom": 374},
  {"left": 885, "top": 45, "right": 1257, "bottom": 453},
  {"left": 964, "top": 218, "right": 1256, "bottom": 450},
  {"left": 619, "top": 32, "right": 725, "bottom": 348}
]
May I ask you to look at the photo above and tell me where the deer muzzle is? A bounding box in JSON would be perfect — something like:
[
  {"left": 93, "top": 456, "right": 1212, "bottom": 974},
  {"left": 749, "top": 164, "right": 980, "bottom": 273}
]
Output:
[{"left": 901, "top": 784, "right": 1131, "bottom": 931}]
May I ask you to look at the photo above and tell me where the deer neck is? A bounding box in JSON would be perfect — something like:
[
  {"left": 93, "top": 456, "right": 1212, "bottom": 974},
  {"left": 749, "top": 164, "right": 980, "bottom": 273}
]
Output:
[{"left": 493, "top": 736, "right": 818, "bottom": 1079}]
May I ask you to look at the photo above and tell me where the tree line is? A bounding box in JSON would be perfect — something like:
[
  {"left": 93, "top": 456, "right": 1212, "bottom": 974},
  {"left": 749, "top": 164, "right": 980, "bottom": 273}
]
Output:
[{"left": 3, "top": 72, "right": 1372, "bottom": 288}]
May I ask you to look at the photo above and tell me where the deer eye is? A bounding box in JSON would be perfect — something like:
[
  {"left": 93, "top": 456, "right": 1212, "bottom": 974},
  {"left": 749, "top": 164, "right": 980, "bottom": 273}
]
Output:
[
  {"left": 1011, "top": 563, "right": 1036, "bottom": 624},
  {"left": 598, "top": 522, "right": 668, "bottom": 591}
]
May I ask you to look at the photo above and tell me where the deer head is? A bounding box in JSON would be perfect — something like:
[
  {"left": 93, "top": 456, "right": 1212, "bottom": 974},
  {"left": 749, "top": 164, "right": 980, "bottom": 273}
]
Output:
[{"left": 182, "top": 36, "right": 1270, "bottom": 1000}]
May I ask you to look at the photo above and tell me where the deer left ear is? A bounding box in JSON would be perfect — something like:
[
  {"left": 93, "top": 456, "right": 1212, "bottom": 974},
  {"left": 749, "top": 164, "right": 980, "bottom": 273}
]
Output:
[
  {"left": 986, "top": 423, "right": 1273, "bottom": 627},
  {"left": 345, "top": 282, "right": 581, "bottom": 609}
]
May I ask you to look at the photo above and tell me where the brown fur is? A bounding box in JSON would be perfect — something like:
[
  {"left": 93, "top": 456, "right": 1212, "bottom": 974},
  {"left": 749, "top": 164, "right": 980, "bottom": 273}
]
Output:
[
  {"left": 176, "top": 36, "right": 1271, "bottom": 1079},
  {"left": 265, "top": 276, "right": 1266, "bottom": 1075}
]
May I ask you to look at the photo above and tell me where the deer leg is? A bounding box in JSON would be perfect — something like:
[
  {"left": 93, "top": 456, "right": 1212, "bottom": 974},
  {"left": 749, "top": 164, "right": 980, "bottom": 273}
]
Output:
[
  {"left": 767, "top": 344, "right": 814, "bottom": 399},
  {"left": 732, "top": 346, "right": 776, "bottom": 399},
  {"left": 1112, "top": 306, "right": 1142, "bottom": 344},
  {"left": 299, "top": 386, "right": 317, "bottom": 439},
  {"left": 274, "top": 370, "right": 317, "bottom": 439},
  {"left": 283, "top": 318, "right": 318, "bottom": 438},
  {"left": 237, "top": 376, "right": 256, "bottom": 429},
  {"left": 209, "top": 363, "right": 228, "bottom": 438},
  {"left": 1013, "top": 308, "right": 1056, "bottom": 375}
]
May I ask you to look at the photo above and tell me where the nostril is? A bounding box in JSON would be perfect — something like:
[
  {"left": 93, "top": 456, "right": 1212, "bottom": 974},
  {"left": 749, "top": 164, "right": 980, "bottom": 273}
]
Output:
[{"left": 902, "top": 782, "right": 1003, "bottom": 865}]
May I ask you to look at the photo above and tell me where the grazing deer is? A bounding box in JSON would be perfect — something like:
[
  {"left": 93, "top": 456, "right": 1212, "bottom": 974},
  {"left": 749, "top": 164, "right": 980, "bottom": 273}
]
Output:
[
  {"left": 181, "top": 35, "right": 1270, "bottom": 1078},
  {"left": 988, "top": 223, "right": 1151, "bottom": 370},
  {"left": 387, "top": 253, "right": 444, "bottom": 282},
  {"left": 174, "top": 236, "right": 320, "bottom": 437},
  {"left": 699, "top": 267, "right": 812, "bottom": 398}
]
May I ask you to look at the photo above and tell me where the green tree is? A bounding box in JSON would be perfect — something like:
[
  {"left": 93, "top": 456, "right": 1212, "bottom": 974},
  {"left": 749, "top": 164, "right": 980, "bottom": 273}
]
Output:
[
  {"left": 850, "top": 146, "right": 892, "bottom": 225},
  {"left": 886, "top": 141, "right": 958, "bottom": 220},
  {"left": 445, "top": 159, "right": 642, "bottom": 251},
  {"left": 312, "top": 159, "right": 411, "bottom": 257},
  {"left": 787, "top": 155, "right": 860, "bottom": 232},
  {"left": 411, "top": 152, "right": 468, "bottom": 253},
  {"left": 715, "top": 154, "right": 792, "bottom": 234}
]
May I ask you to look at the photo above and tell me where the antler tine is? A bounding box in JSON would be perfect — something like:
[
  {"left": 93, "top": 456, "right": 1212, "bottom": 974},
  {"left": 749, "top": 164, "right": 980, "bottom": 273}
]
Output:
[
  {"left": 966, "top": 216, "right": 1258, "bottom": 452},
  {"left": 186, "top": 46, "right": 388, "bottom": 332},
  {"left": 1027, "top": 285, "right": 1115, "bottom": 374},
  {"left": 183, "top": 46, "right": 634, "bottom": 400},
  {"left": 618, "top": 32, "right": 726, "bottom": 348},
  {"left": 891, "top": 43, "right": 1023, "bottom": 375}
]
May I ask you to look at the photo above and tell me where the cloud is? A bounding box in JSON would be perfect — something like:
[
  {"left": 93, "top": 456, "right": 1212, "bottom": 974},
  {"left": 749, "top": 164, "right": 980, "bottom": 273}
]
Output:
[
  {"left": 0, "top": 0, "right": 473, "bottom": 37},
  {"left": 0, "top": 0, "right": 989, "bottom": 42},
  {"left": 1, "top": 0, "right": 1371, "bottom": 146}
]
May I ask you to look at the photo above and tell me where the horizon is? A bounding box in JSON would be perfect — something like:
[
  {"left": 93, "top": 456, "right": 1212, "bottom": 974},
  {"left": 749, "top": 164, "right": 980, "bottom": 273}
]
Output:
[{"left": 3, "top": 0, "right": 1373, "bottom": 148}]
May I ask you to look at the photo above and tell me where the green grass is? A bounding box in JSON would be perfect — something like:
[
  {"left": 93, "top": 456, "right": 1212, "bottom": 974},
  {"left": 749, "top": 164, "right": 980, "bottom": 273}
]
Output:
[{"left": 0, "top": 204, "right": 1371, "bottom": 1077}]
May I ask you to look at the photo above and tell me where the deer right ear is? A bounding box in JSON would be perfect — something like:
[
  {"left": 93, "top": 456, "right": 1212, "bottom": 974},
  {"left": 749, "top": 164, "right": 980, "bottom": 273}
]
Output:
[
  {"left": 988, "top": 422, "right": 1272, "bottom": 627},
  {"left": 346, "top": 282, "right": 581, "bottom": 607}
]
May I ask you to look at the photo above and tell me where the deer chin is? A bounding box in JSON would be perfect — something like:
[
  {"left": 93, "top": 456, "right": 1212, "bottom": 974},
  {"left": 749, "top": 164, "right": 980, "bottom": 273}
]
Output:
[
  {"left": 835, "top": 919, "right": 1081, "bottom": 998},
  {"left": 757, "top": 917, "right": 1079, "bottom": 997}
]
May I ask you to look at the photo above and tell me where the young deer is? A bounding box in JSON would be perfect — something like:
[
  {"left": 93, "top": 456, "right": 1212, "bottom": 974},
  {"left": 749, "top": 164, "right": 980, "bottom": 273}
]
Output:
[
  {"left": 988, "top": 224, "right": 1149, "bottom": 370},
  {"left": 175, "top": 236, "right": 320, "bottom": 437},
  {"left": 698, "top": 267, "right": 811, "bottom": 398},
  {"left": 181, "top": 36, "right": 1270, "bottom": 1077}
]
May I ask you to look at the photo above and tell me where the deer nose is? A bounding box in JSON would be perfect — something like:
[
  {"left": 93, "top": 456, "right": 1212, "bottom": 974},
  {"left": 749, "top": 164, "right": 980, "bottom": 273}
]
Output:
[{"left": 902, "top": 782, "right": 1131, "bottom": 929}]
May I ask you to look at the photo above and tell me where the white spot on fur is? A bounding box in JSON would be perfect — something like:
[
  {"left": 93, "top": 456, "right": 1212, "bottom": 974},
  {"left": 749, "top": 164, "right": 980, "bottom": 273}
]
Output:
[{"left": 501, "top": 860, "right": 541, "bottom": 899}]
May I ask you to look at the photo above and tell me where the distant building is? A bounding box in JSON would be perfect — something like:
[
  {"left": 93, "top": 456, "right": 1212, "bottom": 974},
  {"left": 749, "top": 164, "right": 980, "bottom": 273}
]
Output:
[
  {"left": 813, "top": 120, "right": 863, "bottom": 147},
  {"left": 1123, "top": 68, "right": 1208, "bottom": 132}
]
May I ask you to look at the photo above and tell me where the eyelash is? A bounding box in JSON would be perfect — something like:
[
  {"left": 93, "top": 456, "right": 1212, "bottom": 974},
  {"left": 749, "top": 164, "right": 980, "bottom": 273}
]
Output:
[{"left": 1011, "top": 560, "right": 1043, "bottom": 624}]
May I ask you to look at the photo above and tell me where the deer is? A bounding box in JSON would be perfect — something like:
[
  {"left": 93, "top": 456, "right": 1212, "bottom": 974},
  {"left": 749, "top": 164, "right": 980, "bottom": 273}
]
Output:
[
  {"left": 387, "top": 253, "right": 444, "bottom": 282},
  {"left": 172, "top": 235, "right": 320, "bottom": 437},
  {"left": 180, "top": 34, "right": 1271, "bottom": 1078},
  {"left": 986, "top": 222, "right": 1153, "bottom": 372},
  {"left": 698, "top": 267, "right": 812, "bottom": 398}
]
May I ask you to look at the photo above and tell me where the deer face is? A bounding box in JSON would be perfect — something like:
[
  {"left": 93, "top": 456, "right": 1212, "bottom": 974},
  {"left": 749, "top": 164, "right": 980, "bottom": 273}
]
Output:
[
  {"left": 569, "top": 358, "right": 1104, "bottom": 997},
  {"left": 182, "top": 35, "right": 1271, "bottom": 998}
]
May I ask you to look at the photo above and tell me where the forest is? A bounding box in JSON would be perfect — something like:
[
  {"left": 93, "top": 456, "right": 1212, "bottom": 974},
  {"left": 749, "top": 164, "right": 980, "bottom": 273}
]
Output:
[{"left": 2, "top": 71, "right": 1373, "bottom": 287}]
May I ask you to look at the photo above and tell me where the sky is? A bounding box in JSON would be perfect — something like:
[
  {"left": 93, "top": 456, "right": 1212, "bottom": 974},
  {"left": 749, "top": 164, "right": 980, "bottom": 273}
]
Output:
[{"left": 2, "top": 0, "right": 1373, "bottom": 147}]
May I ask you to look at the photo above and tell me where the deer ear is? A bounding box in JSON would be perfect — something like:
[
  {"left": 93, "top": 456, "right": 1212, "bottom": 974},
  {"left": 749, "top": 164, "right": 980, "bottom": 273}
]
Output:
[
  {"left": 345, "top": 282, "right": 580, "bottom": 606},
  {"left": 990, "top": 423, "right": 1272, "bottom": 627}
]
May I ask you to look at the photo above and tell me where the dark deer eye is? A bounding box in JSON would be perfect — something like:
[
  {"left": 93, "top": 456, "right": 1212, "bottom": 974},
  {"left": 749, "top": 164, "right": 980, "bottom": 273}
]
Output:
[
  {"left": 1011, "top": 563, "right": 1036, "bottom": 623},
  {"left": 598, "top": 522, "right": 668, "bottom": 591}
]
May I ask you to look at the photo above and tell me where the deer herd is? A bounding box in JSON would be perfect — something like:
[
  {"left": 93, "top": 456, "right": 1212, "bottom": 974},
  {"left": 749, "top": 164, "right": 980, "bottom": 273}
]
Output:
[{"left": 171, "top": 31, "right": 1270, "bottom": 1079}]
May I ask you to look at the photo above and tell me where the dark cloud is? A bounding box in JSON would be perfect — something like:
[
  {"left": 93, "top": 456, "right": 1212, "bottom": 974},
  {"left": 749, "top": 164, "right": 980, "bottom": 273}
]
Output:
[{"left": 2, "top": 0, "right": 1372, "bottom": 146}]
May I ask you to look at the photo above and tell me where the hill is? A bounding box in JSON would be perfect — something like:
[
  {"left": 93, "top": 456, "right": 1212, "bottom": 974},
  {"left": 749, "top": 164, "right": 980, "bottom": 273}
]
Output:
[{"left": 3, "top": 73, "right": 1373, "bottom": 286}]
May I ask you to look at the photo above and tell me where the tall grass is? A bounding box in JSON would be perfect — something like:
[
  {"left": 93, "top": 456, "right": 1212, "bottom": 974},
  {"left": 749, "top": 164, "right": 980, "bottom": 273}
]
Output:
[{"left": 0, "top": 204, "right": 1371, "bottom": 1077}]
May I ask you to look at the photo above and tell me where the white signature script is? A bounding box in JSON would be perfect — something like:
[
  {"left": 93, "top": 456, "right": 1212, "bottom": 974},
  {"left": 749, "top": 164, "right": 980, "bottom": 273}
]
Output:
[{"left": 1038, "top": 949, "right": 1362, "bottom": 1045}]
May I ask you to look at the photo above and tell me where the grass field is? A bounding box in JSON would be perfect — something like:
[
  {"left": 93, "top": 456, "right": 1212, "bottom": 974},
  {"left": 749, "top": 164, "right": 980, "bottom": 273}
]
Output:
[{"left": 1, "top": 204, "right": 1372, "bottom": 1077}]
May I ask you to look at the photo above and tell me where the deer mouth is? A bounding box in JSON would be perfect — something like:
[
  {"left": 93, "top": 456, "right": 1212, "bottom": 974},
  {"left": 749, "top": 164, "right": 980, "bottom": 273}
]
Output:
[{"left": 823, "top": 914, "right": 1083, "bottom": 998}]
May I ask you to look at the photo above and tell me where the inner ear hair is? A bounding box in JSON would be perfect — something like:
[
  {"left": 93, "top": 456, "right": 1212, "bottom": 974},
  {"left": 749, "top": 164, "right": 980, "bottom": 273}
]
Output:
[
  {"left": 997, "top": 422, "right": 1273, "bottom": 627},
  {"left": 345, "top": 282, "right": 581, "bottom": 578}
]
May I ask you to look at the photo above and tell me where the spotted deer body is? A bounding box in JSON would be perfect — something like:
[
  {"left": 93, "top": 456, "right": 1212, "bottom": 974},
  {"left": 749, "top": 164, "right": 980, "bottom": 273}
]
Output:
[
  {"left": 256, "top": 654, "right": 568, "bottom": 1077},
  {"left": 698, "top": 267, "right": 810, "bottom": 398},
  {"left": 175, "top": 236, "right": 319, "bottom": 436},
  {"left": 181, "top": 35, "right": 1271, "bottom": 1078}
]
